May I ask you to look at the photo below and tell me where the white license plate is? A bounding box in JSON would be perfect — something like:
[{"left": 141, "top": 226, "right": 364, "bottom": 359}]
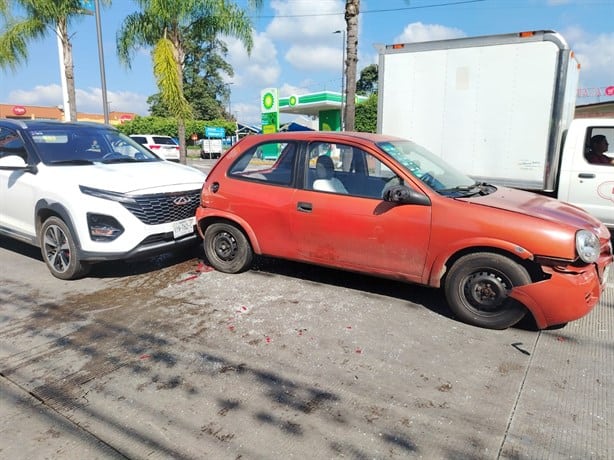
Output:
[{"left": 173, "top": 217, "right": 195, "bottom": 239}]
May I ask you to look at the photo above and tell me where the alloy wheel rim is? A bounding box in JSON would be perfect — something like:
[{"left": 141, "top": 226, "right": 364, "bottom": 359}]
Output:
[{"left": 43, "top": 224, "right": 70, "bottom": 273}]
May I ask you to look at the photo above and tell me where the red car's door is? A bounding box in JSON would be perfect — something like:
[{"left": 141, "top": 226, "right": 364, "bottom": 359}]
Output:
[{"left": 292, "top": 144, "right": 432, "bottom": 282}]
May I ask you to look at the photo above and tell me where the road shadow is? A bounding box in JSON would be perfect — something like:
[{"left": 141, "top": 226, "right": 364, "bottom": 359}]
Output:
[
  {"left": 2, "top": 289, "right": 413, "bottom": 459},
  {"left": 0, "top": 235, "right": 203, "bottom": 279},
  {"left": 89, "top": 243, "right": 204, "bottom": 278},
  {"left": 240, "top": 255, "right": 453, "bottom": 322},
  {"left": 0, "top": 235, "right": 43, "bottom": 261},
  {"left": 220, "top": 254, "right": 543, "bottom": 332},
  {"left": 1, "top": 233, "right": 544, "bottom": 331}
]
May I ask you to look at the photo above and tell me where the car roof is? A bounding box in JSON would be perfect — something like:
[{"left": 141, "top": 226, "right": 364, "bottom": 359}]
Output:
[
  {"left": 0, "top": 119, "right": 115, "bottom": 130},
  {"left": 237, "top": 131, "right": 404, "bottom": 144},
  {"left": 130, "top": 134, "right": 173, "bottom": 138}
]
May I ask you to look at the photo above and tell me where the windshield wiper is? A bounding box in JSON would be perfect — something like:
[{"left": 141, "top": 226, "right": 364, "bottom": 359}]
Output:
[
  {"left": 49, "top": 159, "right": 95, "bottom": 165},
  {"left": 101, "top": 157, "right": 139, "bottom": 164},
  {"left": 439, "top": 182, "right": 492, "bottom": 197}
]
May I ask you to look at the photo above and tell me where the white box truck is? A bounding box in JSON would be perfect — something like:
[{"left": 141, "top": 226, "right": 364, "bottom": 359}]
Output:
[
  {"left": 377, "top": 30, "right": 614, "bottom": 228},
  {"left": 200, "top": 138, "right": 223, "bottom": 159}
]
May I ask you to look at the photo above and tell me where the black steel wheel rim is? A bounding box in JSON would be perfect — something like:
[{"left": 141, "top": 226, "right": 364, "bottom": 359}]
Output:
[
  {"left": 213, "top": 231, "right": 238, "bottom": 262},
  {"left": 462, "top": 270, "right": 511, "bottom": 313}
]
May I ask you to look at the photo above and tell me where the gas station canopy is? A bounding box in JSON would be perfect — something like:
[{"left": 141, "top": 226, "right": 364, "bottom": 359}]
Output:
[{"left": 279, "top": 91, "right": 367, "bottom": 117}]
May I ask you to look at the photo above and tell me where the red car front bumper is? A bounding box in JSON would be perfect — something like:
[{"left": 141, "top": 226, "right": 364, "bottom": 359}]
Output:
[{"left": 510, "top": 261, "right": 611, "bottom": 329}]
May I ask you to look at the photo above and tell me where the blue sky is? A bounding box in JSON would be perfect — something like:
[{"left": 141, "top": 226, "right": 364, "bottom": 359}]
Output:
[{"left": 1, "top": 0, "right": 613, "bottom": 125}]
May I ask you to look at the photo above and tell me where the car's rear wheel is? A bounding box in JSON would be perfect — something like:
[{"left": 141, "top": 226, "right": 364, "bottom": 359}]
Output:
[
  {"left": 444, "top": 253, "right": 530, "bottom": 329},
  {"left": 203, "top": 222, "right": 253, "bottom": 273},
  {"left": 40, "top": 216, "right": 90, "bottom": 280}
]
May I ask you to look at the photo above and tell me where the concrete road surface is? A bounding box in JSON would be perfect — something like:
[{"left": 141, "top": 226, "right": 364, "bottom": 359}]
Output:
[{"left": 1, "top": 234, "right": 612, "bottom": 459}]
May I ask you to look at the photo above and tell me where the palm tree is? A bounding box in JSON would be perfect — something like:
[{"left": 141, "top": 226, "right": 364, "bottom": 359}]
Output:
[
  {"left": 343, "top": 0, "right": 360, "bottom": 131},
  {"left": 117, "top": 0, "right": 261, "bottom": 164},
  {"left": 0, "top": 0, "right": 109, "bottom": 121}
]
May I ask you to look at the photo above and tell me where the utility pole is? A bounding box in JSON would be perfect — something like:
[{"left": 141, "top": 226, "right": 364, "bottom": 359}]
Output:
[
  {"left": 333, "top": 30, "right": 346, "bottom": 130},
  {"left": 343, "top": 0, "right": 360, "bottom": 131}
]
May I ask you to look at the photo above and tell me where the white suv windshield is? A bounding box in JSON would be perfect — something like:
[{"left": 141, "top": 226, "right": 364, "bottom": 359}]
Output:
[{"left": 28, "top": 127, "right": 161, "bottom": 165}]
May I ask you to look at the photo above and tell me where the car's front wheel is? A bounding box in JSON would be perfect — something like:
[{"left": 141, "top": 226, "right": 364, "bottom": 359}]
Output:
[
  {"left": 444, "top": 253, "right": 530, "bottom": 329},
  {"left": 40, "top": 216, "right": 90, "bottom": 280},
  {"left": 203, "top": 222, "right": 253, "bottom": 273}
]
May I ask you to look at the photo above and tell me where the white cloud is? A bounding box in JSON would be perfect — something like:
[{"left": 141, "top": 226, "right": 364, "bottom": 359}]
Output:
[
  {"left": 279, "top": 82, "right": 312, "bottom": 97},
  {"left": 286, "top": 45, "right": 343, "bottom": 71},
  {"left": 233, "top": 101, "right": 261, "bottom": 126},
  {"left": 8, "top": 84, "right": 149, "bottom": 115},
  {"left": 567, "top": 30, "right": 614, "bottom": 90},
  {"left": 9, "top": 84, "right": 63, "bottom": 107},
  {"left": 267, "top": 0, "right": 345, "bottom": 42},
  {"left": 226, "top": 30, "right": 281, "bottom": 88},
  {"left": 79, "top": 88, "right": 149, "bottom": 115},
  {"left": 394, "top": 22, "right": 466, "bottom": 44},
  {"left": 267, "top": 0, "right": 346, "bottom": 73},
  {"left": 75, "top": 87, "right": 148, "bottom": 115}
]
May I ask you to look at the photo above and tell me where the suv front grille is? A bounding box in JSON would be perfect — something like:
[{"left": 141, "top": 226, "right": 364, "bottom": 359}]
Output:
[{"left": 122, "top": 189, "right": 201, "bottom": 225}]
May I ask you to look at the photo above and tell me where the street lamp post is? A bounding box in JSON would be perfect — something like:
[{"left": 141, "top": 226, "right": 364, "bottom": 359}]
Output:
[
  {"left": 223, "top": 82, "right": 233, "bottom": 118},
  {"left": 333, "top": 29, "right": 346, "bottom": 131},
  {"left": 94, "top": 0, "right": 109, "bottom": 124}
]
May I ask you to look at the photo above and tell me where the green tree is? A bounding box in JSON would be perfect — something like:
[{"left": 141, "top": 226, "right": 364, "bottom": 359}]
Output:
[
  {"left": 148, "top": 33, "right": 234, "bottom": 120},
  {"left": 0, "top": 0, "right": 110, "bottom": 121},
  {"left": 354, "top": 93, "right": 377, "bottom": 133},
  {"left": 356, "top": 63, "right": 378, "bottom": 96},
  {"left": 117, "top": 115, "right": 237, "bottom": 142},
  {"left": 183, "top": 32, "right": 234, "bottom": 120},
  {"left": 117, "top": 0, "right": 260, "bottom": 164}
]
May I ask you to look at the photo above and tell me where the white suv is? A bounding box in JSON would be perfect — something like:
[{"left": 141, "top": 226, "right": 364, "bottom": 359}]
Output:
[
  {"left": 0, "top": 120, "right": 206, "bottom": 279},
  {"left": 129, "top": 134, "right": 180, "bottom": 161}
]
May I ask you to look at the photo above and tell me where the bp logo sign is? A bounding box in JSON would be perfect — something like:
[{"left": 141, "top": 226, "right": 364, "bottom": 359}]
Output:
[
  {"left": 262, "top": 92, "right": 275, "bottom": 111},
  {"left": 288, "top": 95, "right": 298, "bottom": 106},
  {"left": 260, "top": 88, "right": 279, "bottom": 132},
  {"left": 261, "top": 88, "right": 278, "bottom": 114}
]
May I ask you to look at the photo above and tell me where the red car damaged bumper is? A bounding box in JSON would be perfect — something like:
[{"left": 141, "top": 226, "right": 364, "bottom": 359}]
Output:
[{"left": 509, "top": 261, "right": 611, "bottom": 329}]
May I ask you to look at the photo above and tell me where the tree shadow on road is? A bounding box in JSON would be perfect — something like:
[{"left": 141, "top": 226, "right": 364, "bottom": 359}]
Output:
[{"left": 245, "top": 255, "right": 454, "bottom": 322}]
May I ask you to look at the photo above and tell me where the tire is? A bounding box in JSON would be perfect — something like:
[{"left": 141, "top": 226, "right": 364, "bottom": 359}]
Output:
[
  {"left": 203, "top": 222, "right": 253, "bottom": 274},
  {"left": 40, "top": 216, "right": 90, "bottom": 280},
  {"left": 444, "top": 253, "right": 530, "bottom": 329}
]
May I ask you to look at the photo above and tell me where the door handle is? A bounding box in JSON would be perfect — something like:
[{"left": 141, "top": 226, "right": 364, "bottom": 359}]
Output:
[
  {"left": 297, "top": 201, "right": 313, "bottom": 212},
  {"left": 578, "top": 173, "right": 596, "bottom": 179}
]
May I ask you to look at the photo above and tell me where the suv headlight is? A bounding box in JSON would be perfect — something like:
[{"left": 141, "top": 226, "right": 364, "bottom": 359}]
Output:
[
  {"left": 576, "top": 230, "right": 600, "bottom": 263},
  {"left": 80, "top": 185, "right": 136, "bottom": 204}
]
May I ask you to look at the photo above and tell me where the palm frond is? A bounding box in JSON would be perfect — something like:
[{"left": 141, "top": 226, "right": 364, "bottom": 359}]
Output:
[{"left": 153, "top": 37, "right": 193, "bottom": 120}]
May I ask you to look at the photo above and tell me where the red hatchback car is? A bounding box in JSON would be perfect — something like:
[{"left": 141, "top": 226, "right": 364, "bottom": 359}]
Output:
[{"left": 196, "top": 131, "right": 612, "bottom": 330}]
